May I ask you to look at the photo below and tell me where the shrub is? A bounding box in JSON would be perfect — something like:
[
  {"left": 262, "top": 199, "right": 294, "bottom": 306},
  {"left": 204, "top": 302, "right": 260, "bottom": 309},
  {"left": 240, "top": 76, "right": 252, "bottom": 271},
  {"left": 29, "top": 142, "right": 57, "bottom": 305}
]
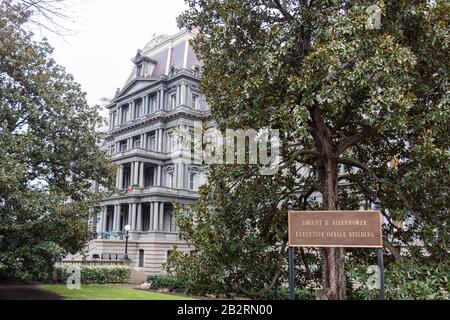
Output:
[
  {"left": 146, "top": 275, "right": 186, "bottom": 292},
  {"left": 347, "top": 258, "right": 449, "bottom": 300},
  {"left": 55, "top": 265, "right": 131, "bottom": 284}
]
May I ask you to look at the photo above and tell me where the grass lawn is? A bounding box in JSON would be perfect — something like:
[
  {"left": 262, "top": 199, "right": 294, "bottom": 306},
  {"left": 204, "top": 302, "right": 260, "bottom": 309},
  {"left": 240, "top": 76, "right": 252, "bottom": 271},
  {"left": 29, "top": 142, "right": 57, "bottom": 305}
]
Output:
[{"left": 39, "top": 284, "right": 194, "bottom": 300}]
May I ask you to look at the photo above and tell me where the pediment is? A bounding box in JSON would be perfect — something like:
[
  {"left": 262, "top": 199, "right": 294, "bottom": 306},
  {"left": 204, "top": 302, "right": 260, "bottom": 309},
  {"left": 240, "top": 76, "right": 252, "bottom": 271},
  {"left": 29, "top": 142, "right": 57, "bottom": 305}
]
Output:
[{"left": 114, "top": 79, "right": 155, "bottom": 101}]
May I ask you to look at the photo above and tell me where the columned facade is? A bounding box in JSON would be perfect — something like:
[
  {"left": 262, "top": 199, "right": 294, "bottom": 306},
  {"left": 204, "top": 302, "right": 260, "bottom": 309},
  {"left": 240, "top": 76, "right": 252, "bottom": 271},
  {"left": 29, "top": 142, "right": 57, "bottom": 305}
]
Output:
[{"left": 89, "top": 30, "right": 211, "bottom": 278}]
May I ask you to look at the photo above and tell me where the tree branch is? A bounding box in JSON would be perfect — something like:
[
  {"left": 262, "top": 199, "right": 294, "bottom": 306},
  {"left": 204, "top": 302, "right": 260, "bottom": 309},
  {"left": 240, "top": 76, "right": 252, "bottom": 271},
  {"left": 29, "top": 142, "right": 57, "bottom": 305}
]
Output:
[
  {"left": 338, "top": 157, "right": 381, "bottom": 182},
  {"left": 336, "top": 127, "right": 378, "bottom": 156}
]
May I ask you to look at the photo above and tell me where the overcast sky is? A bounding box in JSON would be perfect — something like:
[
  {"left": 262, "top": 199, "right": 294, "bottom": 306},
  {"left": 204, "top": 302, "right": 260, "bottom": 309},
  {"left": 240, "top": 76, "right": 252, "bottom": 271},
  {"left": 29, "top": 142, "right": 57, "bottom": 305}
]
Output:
[{"left": 33, "top": 0, "right": 188, "bottom": 113}]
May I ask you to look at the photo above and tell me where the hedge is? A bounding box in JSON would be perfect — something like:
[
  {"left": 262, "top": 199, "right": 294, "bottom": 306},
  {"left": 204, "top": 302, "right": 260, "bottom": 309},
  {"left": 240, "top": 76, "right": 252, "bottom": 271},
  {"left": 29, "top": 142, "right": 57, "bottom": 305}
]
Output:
[
  {"left": 55, "top": 265, "right": 131, "bottom": 284},
  {"left": 146, "top": 275, "right": 187, "bottom": 292}
]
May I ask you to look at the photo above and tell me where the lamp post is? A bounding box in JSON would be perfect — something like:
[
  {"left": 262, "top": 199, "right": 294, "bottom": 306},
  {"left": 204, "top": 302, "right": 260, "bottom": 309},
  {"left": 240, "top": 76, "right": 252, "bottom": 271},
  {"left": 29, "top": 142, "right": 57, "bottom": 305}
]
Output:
[{"left": 124, "top": 225, "right": 131, "bottom": 261}]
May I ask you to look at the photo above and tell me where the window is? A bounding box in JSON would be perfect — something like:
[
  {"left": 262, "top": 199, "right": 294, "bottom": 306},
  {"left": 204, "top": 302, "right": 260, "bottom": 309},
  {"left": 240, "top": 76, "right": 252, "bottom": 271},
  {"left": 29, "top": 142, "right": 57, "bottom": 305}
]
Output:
[
  {"left": 150, "top": 95, "right": 158, "bottom": 112},
  {"left": 122, "top": 167, "right": 131, "bottom": 189},
  {"left": 133, "top": 136, "right": 141, "bottom": 149},
  {"left": 192, "top": 94, "right": 199, "bottom": 109},
  {"left": 138, "top": 250, "right": 144, "bottom": 268},
  {"left": 121, "top": 106, "right": 129, "bottom": 123},
  {"left": 134, "top": 101, "right": 141, "bottom": 119},
  {"left": 169, "top": 211, "right": 176, "bottom": 232},
  {"left": 110, "top": 145, "right": 116, "bottom": 154},
  {"left": 112, "top": 111, "right": 117, "bottom": 128},
  {"left": 144, "top": 167, "right": 155, "bottom": 187},
  {"left": 167, "top": 133, "right": 174, "bottom": 152},
  {"left": 142, "top": 207, "right": 150, "bottom": 231},
  {"left": 137, "top": 62, "right": 148, "bottom": 77},
  {"left": 167, "top": 172, "right": 174, "bottom": 188},
  {"left": 189, "top": 172, "right": 197, "bottom": 191},
  {"left": 170, "top": 94, "right": 177, "bottom": 109},
  {"left": 148, "top": 134, "right": 156, "bottom": 151},
  {"left": 119, "top": 140, "right": 128, "bottom": 152}
]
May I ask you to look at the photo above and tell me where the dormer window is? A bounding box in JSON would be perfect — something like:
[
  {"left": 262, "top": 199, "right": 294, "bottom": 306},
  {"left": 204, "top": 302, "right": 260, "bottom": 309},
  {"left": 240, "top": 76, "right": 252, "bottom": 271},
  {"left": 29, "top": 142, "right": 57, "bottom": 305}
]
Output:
[
  {"left": 137, "top": 63, "right": 144, "bottom": 77},
  {"left": 133, "top": 50, "right": 156, "bottom": 78}
]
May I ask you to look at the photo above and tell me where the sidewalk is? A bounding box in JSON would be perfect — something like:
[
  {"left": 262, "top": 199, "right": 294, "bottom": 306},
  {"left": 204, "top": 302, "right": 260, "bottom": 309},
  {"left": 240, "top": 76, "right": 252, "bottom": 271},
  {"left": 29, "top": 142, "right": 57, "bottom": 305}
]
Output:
[{"left": 0, "top": 284, "right": 63, "bottom": 300}]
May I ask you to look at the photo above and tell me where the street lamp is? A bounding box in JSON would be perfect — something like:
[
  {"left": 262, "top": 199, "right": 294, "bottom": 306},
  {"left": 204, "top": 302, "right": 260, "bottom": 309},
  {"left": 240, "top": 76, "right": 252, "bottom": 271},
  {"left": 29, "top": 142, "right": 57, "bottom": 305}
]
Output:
[{"left": 124, "top": 225, "right": 131, "bottom": 261}]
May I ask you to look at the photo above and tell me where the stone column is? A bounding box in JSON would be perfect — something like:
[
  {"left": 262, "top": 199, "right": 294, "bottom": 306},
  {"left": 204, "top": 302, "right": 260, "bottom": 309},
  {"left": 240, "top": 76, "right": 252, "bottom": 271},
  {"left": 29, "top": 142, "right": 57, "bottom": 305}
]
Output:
[
  {"left": 101, "top": 208, "right": 107, "bottom": 232},
  {"left": 130, "top": 162, "right": 135, "bottom": 186},
  {"left": 118, "top": 165, "right": 124, "bottom": 190},
  {"left": 155, "top": 91, "right": 160, "bottom": 113},
  {"left": 159, "top": 129, "right": 164, "bottom": 152},
  {"left": 133, "top": 162, "right": 139, "bottom": 187},
  {"left": 115, "top": 166, "right": 120, "bottom": 189},
  {"left": 130, "top": 204, "right": 136, "bottom": 231},
  {"left": 139, "top": 162, "right": 145, "bottom": 188},
  {"left": 143, "top": 96, "right": 148, "bottom": 115},
  {"left": 118, "top": 106, "right": 122, "bottom": 124},
  {"left": 128, "top": 203, "right": 134, "bottom": 228},
  {"left": 136, "top": 204, "right": 143, "bottom": 232},
  {"left": 181, "top": 82, "right": 187, "bottom": 106},
  {"left": 149, "top": 202, "right": 154, "bottom": 231},
  {"left": 157, "top": 165, "right": 162, "bottom": 186},
  {"left": 159, "top": 89, "right": 164, "bottom": 110},
  {"left": 140, "top": 134, "right": 145, "bottom": 149},
  {"left": 187, "top": 86, "right": 192, "bottom": 108},
  {"left": 159, "top": 202, "right": 165, "bottom": 231},
  {"left": 113, "top": 205, "right": 120, "bottom": 231},
  {"left": 129, "top": 101, "right": 134, "bottom": 121},
  {"left": 153, "top": 202, "right": 159, "bottom": 231}
]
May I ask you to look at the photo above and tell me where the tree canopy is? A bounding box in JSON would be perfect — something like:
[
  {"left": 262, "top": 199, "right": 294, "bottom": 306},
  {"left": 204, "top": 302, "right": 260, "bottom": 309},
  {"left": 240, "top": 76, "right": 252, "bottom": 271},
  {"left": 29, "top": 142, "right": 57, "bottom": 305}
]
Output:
[
  {"left": 0, "top": 1, "right": 114, "bottom": 281},
  {"left": 169, "top": 0, "right": 449, "bottom": 300}
]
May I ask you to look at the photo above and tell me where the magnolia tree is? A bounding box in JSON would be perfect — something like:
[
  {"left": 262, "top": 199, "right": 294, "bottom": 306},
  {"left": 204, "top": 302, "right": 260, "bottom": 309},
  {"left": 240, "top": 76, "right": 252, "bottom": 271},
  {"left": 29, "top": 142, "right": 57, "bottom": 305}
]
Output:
[
  {"left": 169, "top": 0, "right": 449, "bottom": 300},
  {"left": 0, "top": 2, "right": 114, "bottom": 281}
]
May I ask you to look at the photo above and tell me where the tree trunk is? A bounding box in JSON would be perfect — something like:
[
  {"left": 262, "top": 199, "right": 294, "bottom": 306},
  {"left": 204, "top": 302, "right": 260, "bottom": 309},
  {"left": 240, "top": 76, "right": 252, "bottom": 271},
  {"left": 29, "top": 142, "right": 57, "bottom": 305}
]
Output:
[{"left": 316, "top": 154, "right": 347, "bottom": 300}]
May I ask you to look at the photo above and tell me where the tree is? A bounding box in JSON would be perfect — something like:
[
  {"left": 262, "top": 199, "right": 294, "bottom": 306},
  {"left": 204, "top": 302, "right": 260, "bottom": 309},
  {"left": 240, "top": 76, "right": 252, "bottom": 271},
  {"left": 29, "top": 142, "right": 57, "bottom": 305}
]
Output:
[
  {"left": 0, "top": 2, "right": 114, "bottom": 281},
  {"left": 172, "top": 0, "right": 449, "bottom": 299}
]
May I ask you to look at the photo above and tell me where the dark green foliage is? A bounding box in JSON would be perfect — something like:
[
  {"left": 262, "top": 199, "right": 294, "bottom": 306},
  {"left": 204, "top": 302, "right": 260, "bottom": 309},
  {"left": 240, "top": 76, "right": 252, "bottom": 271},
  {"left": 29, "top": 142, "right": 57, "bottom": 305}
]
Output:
[
  {"left": 0, "top": 2, "right": 115, "bottom": 282},
  {"left": 347, "top": 258, "right": 449, "bottom": 300},
  {"left": 54, "top": 266, "right": 131, "bottom": 285},
  {"left": 170, "top": 0, "right": 449, "bottom": 299},
  {"left": 146, "top": 275, "right": 187, "bottom": 293}
]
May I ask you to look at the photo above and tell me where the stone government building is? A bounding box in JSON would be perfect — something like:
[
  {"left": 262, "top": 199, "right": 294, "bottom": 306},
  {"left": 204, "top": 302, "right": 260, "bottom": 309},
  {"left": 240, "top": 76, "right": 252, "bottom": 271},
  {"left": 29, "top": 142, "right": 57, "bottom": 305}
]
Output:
[{"left": 87, "top": 30, "right": 211, "bottom": 280}]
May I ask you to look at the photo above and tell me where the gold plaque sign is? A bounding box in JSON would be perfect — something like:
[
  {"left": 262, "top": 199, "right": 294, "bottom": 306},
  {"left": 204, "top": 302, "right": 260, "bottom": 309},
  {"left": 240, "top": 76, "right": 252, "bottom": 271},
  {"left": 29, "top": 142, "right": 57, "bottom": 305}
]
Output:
[{"left": 288, "top": 211, "right": 383, "bottom": 248}]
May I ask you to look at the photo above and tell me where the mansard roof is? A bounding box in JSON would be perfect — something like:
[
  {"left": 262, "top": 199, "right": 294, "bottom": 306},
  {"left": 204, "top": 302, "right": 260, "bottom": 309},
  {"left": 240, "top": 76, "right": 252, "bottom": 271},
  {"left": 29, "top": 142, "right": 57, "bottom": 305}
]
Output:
[{"left": 113, "top": 29, "right": 201, "bottom": 103}]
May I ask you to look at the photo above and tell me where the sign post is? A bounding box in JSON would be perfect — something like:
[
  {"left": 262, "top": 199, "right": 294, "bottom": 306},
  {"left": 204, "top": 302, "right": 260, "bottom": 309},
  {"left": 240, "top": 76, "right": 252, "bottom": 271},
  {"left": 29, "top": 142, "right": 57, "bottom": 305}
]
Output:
[
  {"left": 372, "top": 198, "right": 385, "bottom": 300},
  {"left": 288, "top": 209, "right": 384, "bottom": 299},
  {"left": 288, "top": 247, "right": 295, "bottom": 300}
]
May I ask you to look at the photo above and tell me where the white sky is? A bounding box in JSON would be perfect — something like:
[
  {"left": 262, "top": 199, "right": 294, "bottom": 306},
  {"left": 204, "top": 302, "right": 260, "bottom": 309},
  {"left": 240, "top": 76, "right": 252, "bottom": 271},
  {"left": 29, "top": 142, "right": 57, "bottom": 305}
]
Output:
[{"left": 32, "top": 0, "right": 188, "bottom": 113}]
